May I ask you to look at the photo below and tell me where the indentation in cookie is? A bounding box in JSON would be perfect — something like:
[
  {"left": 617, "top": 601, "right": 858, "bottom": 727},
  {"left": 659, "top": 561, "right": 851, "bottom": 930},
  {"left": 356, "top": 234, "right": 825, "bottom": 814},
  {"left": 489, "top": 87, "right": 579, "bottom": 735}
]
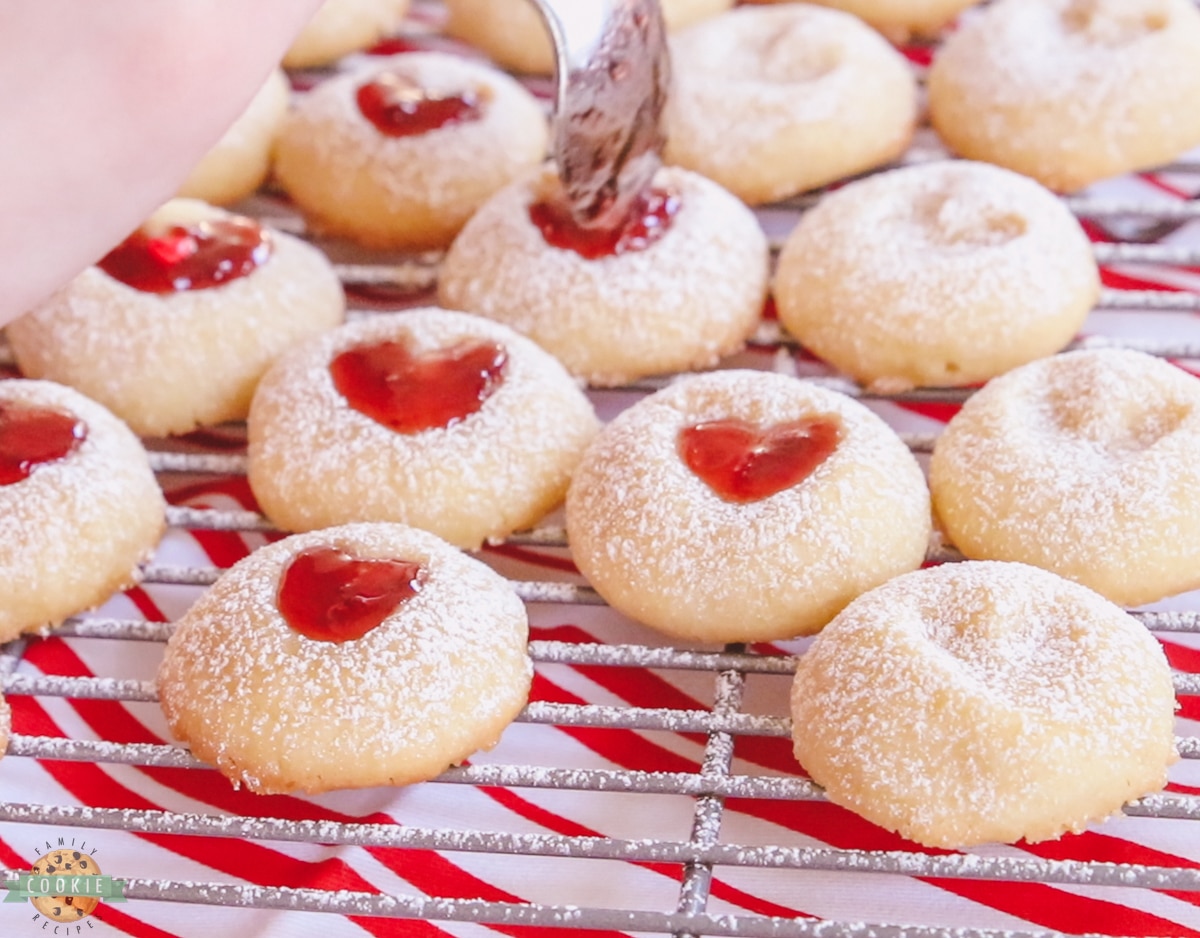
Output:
[
  {"left": 98, "top": 216, "right": 273, "bottom": 294},
  {"left": 329, "top": 338, "right": 508, "bottom": 433},
  {"left": 0, "top": 401, "right": 86, "bottom": 486},
  {"left": 1047, "top": 380, "right": 1190, "bottom": 454},
  {"left": 355, "top": 70, "right": 488, "bottom": 137},
  {"left": 276, "top": 545, "right": 426, "bottom": 643},
  {"left": 528, "top": 181, "right": 681, "bottom": 260},
  {"left": 917, "top": 192, "right": 1027, "bottom": 248},
  {"left": 755, "top": 25, "right": 843, "bottom": 83},
  {"left": 1061, "top": 0, "right": 1168, "bottom": 45},
  {"left": 678, "top": 415, "right": 841, "bottom": 502}
]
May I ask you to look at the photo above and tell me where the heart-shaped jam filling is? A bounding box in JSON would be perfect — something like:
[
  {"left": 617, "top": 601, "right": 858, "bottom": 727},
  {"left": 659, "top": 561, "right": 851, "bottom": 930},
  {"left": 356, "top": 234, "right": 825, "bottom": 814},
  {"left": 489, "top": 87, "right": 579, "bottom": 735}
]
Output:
[
  {"left": 356, "top": 71, "right": 484, "bottom": 137},
  {"left": 0, "top": 400, "right": 87, "bottom": 486},
  {"left": 330, "top": 338, "right": 508, "bottom": 433},
  {"left": 678, "top": 416, "right": 841, "bottom": 503},
  {"left": 98, "top": 217, "right": 272, "bottom": 293},
  {"left": 529, "top": 187, "right": 680, "bottom": 260},
  {"left": 277, "top": 545, "right": 425, "bottom": 643}
]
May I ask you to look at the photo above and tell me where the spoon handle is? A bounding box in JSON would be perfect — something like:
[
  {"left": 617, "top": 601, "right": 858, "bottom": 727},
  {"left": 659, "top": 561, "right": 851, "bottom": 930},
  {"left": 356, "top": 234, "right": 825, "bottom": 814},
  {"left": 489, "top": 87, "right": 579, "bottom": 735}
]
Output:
[{"left": 530, "top": 0, "right": 670, "bottom": 230}]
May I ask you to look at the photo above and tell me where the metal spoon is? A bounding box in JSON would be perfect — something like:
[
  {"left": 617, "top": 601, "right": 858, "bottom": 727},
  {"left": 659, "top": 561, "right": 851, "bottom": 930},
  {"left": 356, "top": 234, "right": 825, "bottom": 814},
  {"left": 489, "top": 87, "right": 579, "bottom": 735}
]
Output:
[{"left": 528, "top": 0, "right": 670, "bottom": 230}]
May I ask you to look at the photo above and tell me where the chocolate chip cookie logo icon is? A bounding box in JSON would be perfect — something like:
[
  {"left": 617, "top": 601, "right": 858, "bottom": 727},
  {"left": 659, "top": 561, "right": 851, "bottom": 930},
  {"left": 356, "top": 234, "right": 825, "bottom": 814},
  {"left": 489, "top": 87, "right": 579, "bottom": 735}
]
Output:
[{"left": 5, "top": 837, "right": 126, "bottom": 931}]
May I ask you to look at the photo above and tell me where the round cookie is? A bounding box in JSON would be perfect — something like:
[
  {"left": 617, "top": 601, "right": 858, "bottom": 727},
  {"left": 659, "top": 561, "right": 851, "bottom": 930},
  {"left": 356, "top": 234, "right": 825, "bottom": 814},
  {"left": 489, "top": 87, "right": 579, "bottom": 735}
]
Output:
[
  {"left": 662, "top": 4, "right": 918, "bottom": 205},
  {"left": 442, "top": 0, "right": 734, "bottom": 76},
  {"left": 791, "top": 561, "right": 1178, "bottom": 848},
  {"left": 29, "top": 850, "right": 102, "bottom": 923},
  {"left": 930, "top": 348, "right": 1200, "bottom": 607},
  {"left": 928, "top": 0, "right": 1200, "bottom": 192},
  {"left": 283, "top": 0, "right": 412, "bottom": 68},
  {"left": 747, "top": 0, "right": 978, "bottom": 39},
  {"left": 157, "top": 522, "right": 532, "bottom": 794},
  {"left": 773, "top": 160, "right": 1100, "bottom": 392},
  {"left": 178, "top": 68, "right": 290, "bottom": 206},
  {"left": 564, "top": 370, "right": 931, "bottom": 643},
  {"left": 7, "top": 199, "right": 344, "bottom": 438},
  {"left": 273, "top": 52, "right": 548, "bottom": 251},
  {"left": 0, "top": 379, "right": 166, "bottom": 641},
  {"left": 247, "top": 307, "right": 600, "bottom": 549},
  {"left": 438, "top": 164, "right": 769, "bottom": 386}
]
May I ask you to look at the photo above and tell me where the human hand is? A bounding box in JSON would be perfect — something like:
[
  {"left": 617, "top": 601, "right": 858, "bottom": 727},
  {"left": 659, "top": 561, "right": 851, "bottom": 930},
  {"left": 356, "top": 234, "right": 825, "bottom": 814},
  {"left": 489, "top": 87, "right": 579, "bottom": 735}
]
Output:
[{"left": 0, "top": 0, "right": 324, "bottom": 327}]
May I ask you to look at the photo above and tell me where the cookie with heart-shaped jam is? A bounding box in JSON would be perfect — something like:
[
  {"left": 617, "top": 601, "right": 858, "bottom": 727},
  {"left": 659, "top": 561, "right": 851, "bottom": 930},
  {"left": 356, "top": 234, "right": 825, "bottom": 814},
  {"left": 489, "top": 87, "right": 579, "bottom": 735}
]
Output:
[
  {"left": 0, "top": 379, "right": 165, "bottom": 641},
  {"left": 246, "top": 308, "right": 600, "bottom": 549},
  {"left": 565, "top": 370, "right": 931, "bottom": 642},
  {"left": 273, "top": 51, "right": 547, "bottom": 251},
  {"left": 678, "top": 417, "right": 842, "bottom": 503},
  {"left": 157, "top": 522, "right": 532, "bottom": 794},
  {"left": 7, "top": 198, "right": 345, "bottom": 437}
]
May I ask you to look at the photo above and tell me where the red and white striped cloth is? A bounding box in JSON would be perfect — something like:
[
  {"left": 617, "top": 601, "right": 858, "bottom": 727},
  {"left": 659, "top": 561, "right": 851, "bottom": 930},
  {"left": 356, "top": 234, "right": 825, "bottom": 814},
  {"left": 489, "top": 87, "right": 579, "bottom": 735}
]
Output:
[{"left": 4, "top": 12, "right": 1200, "bottom": 938}]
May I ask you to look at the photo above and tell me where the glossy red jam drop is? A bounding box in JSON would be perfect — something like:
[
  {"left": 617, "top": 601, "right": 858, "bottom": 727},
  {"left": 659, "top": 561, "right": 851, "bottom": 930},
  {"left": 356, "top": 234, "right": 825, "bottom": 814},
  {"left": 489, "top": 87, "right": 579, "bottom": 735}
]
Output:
[
  {"left": 356, "top": 71, "right": 484, "bottom": 137},
  {"left": 330, "top": 338, "right": 508, "bottom": 433},
  {"left": 277, "top": 546, "right": 425, "bottom": 643},
  {"left": 98, "top": 217, "right": 272, "bottom": 294},
  {"left": 529, "top": 187, "right": 680, "bottom": 260},
  {"left": 365, "top": 37, "right": 424, "bottom": 56},
  {"left": 679, "top": 417, "right": 841, "bottom": 503},
  {"left": 0, "top": 400, "right": 87, "bottom": 486}
]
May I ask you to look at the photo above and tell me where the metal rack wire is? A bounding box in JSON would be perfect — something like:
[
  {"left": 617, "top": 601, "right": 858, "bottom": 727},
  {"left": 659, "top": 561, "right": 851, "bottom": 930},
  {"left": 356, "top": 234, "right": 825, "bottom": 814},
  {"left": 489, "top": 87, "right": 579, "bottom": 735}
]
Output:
[
  {"left": 6, "top": 288, "right": 1200, "bottom": 936},
  {"left": 5, "top": 16, "right": 1200, "bottom": 938}
]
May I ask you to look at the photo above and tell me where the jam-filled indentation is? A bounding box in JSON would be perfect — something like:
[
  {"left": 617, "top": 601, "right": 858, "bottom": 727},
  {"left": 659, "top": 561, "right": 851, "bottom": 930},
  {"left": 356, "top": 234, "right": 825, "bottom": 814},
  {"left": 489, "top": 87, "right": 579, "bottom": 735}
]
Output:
[
  {"left": 330, "top": 338, "right": 508, "bottom": 433},
  {"left": 529, "top": 187, "right": 680, "bottom": 260},
  {"left": 0, "top": 400, "right": 87, "bottom": 486},
  {"left": 679, "top": 416, "right": 841, "bottom": 502},
  {"left": 98, "top": 217, "right": 272, "bottom": 293},
  {"left": 277, "top": 545, "right": 425, "bottom": 643},
  {"left": 356, "top": 71, "right": 484, "bottom": 137}
]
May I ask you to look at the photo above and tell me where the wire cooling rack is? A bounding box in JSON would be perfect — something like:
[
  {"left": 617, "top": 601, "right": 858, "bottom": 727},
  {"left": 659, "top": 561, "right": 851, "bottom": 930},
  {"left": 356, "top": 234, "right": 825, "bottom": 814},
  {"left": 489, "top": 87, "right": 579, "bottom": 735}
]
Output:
[{"left": 6, "top": 11, "right": 1200, "bottom": 938}]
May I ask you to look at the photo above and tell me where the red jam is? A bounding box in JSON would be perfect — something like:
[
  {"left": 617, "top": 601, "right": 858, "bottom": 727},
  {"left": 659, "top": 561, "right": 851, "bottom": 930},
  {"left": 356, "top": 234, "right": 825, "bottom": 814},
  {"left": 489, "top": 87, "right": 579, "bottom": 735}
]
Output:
[
  {"left": 98, "top": 217, "right": 272, "bottom": 294},
  {"left": 365, "top": 37, "right": 424, "bottom": 56},
  {"left": 356, "top": 71, "right": 483, "bottom": 137},
  {"left": 0, "top": 400, "right": 87, "bottom": 486},
  {"left": 529, "top": 187, "right": 680, "bottom": 260},
  {"left": 277, "top": 546, "right": 425, "bottom": 643},
  {"left": 678, "top": 417, "right": 841, "bottom": 503},
  {"left": 330, "top": 338, "right": 508, "bottom": 434}
]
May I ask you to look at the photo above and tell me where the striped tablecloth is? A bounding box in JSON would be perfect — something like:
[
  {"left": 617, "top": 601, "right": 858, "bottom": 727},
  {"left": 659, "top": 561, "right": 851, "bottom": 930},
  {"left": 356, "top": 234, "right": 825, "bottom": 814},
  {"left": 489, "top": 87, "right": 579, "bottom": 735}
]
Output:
[{"left": 3, "top": 6, "right": 1200, "bottom": 937}]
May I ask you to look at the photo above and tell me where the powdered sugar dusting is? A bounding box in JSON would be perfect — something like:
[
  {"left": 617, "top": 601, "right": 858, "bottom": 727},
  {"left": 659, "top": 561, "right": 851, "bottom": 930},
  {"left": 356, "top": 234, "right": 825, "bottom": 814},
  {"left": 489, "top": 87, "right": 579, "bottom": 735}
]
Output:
[
  {"left": 939, "top": 0, "right": 1189, "bottom": 107},
  {"left": 157, "top": 522, "right": 531, "bottom": 794},
  {"left": 791, "top": 560, "right": 1178, "bottom": 847},
  {"left": 565, "top": 370, "right": 930, "bottom": 642},
  {"left": 275, "top": 52, "right": 547, "bottom": 235},
  {"left": 0, "top": 379, "right": 165, "bottom": 638},
  {"left": 774, "top": 160, "right": 1099, "bottom": 389},
  {"left": 929, "top": 0, "right": 1200, "bottom": 189},
  {"left": 668, "top": 4, "right": 912, "bottom": 142},
  {"left": 663, "top": 4, "right": 917, "bottom": 201},
  {"left": 7, "top": 199, "right": 344, "bottom": 436},
  {"left": 930, "top": 348, "right": 1200, "bottom": 606},
  {"left": 438, "top": 165, "right": 769, "bottom": 385},
  {"left": 247, "top": 307, "right": 599, "bottom": 548}
]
